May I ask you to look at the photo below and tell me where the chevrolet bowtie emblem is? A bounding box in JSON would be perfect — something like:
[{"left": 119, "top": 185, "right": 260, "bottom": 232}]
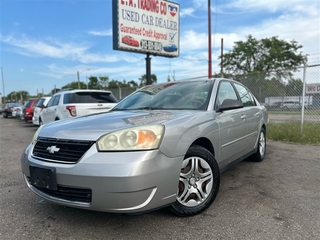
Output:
[{"left": 46, "top": 145, "right": 60, "bottom": 153}]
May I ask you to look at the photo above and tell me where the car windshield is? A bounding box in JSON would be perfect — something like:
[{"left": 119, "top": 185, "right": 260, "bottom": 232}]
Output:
[{"left": 113, "top": 81, "right": 212, "bottom": 111}]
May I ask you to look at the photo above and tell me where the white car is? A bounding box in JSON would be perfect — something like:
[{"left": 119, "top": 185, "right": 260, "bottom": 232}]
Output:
[
  {"left": 32, "top": 97, "right": 52, "bottom": 125},
  {"left": 40, "top": 89, "right": 118, "bottom": 124}
]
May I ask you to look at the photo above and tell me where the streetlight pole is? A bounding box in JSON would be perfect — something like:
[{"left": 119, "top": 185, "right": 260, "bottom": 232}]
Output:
[
  {"left": 77, "top": 69, "right": 90, "bottom": 89},
  {"left": 77, "top": 71, "right": 80, "bottom": 89}
]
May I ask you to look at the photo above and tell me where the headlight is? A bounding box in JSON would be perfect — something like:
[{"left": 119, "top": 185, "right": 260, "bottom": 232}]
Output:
[
  {"left": 97, "top": 125, "right": 164, "bottom": 151},
  {"left": 31, "top": 124, "right": 45, "bottom": 145}
]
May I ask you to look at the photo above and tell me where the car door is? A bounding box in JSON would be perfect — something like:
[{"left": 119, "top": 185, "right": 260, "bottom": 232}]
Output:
[
  {"left": 42, "top": 95, "right": 60, "bottom": 124},
  {"left": 215, "top": 81, "right": 247, "bottom": 167},
  {"left": 233, "top": 83, "right": 261, "bottom": 151}
]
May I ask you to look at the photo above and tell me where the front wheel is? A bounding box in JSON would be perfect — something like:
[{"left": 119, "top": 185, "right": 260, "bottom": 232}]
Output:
[{"left": 170, "top": 145, "right": 220, "bottom": 217}]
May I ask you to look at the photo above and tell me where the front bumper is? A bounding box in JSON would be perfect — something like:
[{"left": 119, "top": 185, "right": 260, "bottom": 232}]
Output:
[{"left": 20, "top": 143, "right": 182, "bottom": 214}]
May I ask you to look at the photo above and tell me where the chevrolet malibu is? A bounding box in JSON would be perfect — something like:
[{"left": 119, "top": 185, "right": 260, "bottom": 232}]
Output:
[{"left": 21, "top": 78, "right": 268, "bottom": 216}]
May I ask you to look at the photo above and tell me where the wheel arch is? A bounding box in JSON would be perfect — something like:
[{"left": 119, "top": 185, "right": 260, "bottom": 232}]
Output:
[
  {"left": 190, "top": 137, "right": 215, "bottom": 157},
  {"left": 261, "top": 123, "right": 267, "bottom": 134}
]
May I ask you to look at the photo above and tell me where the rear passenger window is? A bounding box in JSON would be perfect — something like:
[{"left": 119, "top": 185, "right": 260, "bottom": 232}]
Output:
[
  {"left": 233, "top": 83, "right": 256, "bottom": 107},
  {"left": 36, "top": 99, "right": 45, "bottom": 107},
  {"left": 52, "top": 95, "right": 60, "bottom": 106}
]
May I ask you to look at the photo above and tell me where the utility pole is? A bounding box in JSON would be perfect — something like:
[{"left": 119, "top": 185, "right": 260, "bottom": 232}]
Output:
[
  {"left": 208, "top": 0, "right": 212, "bottom": 79},
  {"left": 221, "top": 38, "right": 224, "bottom": 77},
  {"left": 1, "top": 67, "right": 6, "bottom": 103}
]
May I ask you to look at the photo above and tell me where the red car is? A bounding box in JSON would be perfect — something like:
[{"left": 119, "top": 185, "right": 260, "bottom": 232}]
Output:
[
  {"left": 121, "top": 35, "right": 139, "bottom": 47},
  {"left": 23, "top": 98, "right": 39, "bottom": 123}
]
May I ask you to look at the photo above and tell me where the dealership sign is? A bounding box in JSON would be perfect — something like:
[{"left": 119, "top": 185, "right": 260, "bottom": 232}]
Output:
[
  {"left": 306, "top": 84, "right": 320, "bottom": 94},
  {"left": 112, "top": 0, "right": 180, "bottom": 57}
]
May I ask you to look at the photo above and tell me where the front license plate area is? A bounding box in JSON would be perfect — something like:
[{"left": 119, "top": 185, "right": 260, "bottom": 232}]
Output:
[{"left": 29, "top": 166, "right": 57, "bottom": 190}]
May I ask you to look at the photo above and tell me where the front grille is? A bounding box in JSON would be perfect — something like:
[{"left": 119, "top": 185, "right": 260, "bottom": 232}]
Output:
[
  {"left": 29, "top": 178, "right": 92, "bottom": 203},
  {"left": 32, "top": 137, "right": 95, "bottom": 163}
]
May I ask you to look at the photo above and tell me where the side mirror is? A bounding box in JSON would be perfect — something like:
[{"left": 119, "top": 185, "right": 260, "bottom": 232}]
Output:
[{"left": 218, "top": 99, "right": 243, "bottom": 112}]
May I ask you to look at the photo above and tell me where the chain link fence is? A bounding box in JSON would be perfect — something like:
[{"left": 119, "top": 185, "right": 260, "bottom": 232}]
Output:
[
  {"left": 107, "top": 64, "right": 320, "bottom": 129},
  {"left": 230, "top": 64, "right": 320, "bottom": 128}
]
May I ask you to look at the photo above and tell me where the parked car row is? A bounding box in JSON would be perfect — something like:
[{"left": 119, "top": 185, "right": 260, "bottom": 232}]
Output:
[{"left": 1, "top": 89, "right": 118, "bottom": 126}]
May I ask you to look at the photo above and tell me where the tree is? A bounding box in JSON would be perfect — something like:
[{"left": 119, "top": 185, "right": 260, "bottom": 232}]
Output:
[
  {"left": 219, "top": 35, "right": 307, "bottom": 80},
  {"left": 139, "top": 74, "right": 157, "bottom": 86},
  {"left": 49, "top": 87, "right": 61, "bottom": 95},
  {"left": 61, "top": 81, "right": 87, "bottom": 90},
  {"left": 285, "top": 79, "right": 303, "bottom": 96},
  {"left": 87, "top": 76, "right": 100, "bottom": 89},
  {"left": 99, "top": 76, "right": 109, "bottom": 89},
  {"left": 108, "top": 80, "right": 121, "bottom": 89},
  {"left": 7, "top": 90, "right": 29, "bottom": 102},
  {"left": 127, "top": 80, "right": 138, "bottom": 87}
]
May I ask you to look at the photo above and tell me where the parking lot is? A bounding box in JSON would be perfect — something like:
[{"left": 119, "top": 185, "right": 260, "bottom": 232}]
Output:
[{"left": 0, "top": 116, "right": 319, "bottom": 240}]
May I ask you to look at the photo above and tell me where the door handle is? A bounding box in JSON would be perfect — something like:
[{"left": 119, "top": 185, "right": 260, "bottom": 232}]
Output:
[{"left": 241, "top": 115, "right": 247, "bottom": 120}]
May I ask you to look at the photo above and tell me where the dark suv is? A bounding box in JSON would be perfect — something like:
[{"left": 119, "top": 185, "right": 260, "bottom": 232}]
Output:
[{"left": 23, "top": 98, "right": 39, "bottom": 123}]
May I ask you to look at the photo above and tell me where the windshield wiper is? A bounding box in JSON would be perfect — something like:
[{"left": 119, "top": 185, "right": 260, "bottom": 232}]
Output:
[
  {"left": 136, "top": 107, "right": 163, "bottom": 110},
  {"left": 111, "top": 108, "right": 127, "bottom": 111}
]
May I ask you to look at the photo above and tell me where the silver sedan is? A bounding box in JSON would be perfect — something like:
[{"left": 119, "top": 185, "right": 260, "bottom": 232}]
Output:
[{"left": 20, "top": 78, "right": 268, "bottom": 216}]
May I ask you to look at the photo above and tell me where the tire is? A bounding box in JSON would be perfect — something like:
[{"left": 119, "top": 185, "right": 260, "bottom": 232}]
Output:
[
  {"left": 251, "top": 128, "right": 266, "bottom": 162},
  {"left": 39, "top": 118, "right": 43, "bottom": 126},
  {"left": 170, "top": 145, "right": 220, "bottom": 217}
]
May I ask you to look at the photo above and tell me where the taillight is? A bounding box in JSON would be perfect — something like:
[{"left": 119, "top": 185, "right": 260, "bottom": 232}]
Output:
[{"left": 66, "top": 106, "right": 77, "bottom": 117}]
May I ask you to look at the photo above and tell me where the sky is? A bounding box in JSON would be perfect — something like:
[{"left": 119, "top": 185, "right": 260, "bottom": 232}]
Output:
[{"left": 0, "top": 0, "right": 319, "bottom": 96}]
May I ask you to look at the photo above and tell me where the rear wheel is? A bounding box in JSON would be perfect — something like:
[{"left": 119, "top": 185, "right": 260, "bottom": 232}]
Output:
[
  {"left": 252, "top": 128, "right": 266, "bottom": 162},
  {"left": 39, "top": 118, "right": 43, "bottom": 125},
  {"left": 170, "top": 145, "right": 220, "bottom": 217}
]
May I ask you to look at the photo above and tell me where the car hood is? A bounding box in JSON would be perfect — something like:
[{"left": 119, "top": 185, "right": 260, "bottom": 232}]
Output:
[{"left": 39, "top": 110, "right": 209, "bottom": 141}]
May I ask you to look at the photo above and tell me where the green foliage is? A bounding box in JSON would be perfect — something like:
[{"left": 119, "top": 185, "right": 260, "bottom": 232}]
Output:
[
  {"left": 61, "top": 81, "right": 87, "bottom": 90},
  {"left": 267, "top": 122, "right": 320, "bottom": 146},
  {"left": 286, "top": 79, "right": 303, "bottom": 96},
  {"left": 99, "top": 76, "right": 109, "bottom": 89},
  {"left": 5, "top": 90, "right": 29, "bottom": 102},
  {"left": 220, "top": 35, "right": 307, "bottom": 80},
  {"left": 8, "top": 73, "right": 154, "bottom": 101},
  {"left": 87, "top": 76, "right": 100, "bottom": 89},
  {"left": 139, "top": 74, "right": 157, "bottom": 86}
]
